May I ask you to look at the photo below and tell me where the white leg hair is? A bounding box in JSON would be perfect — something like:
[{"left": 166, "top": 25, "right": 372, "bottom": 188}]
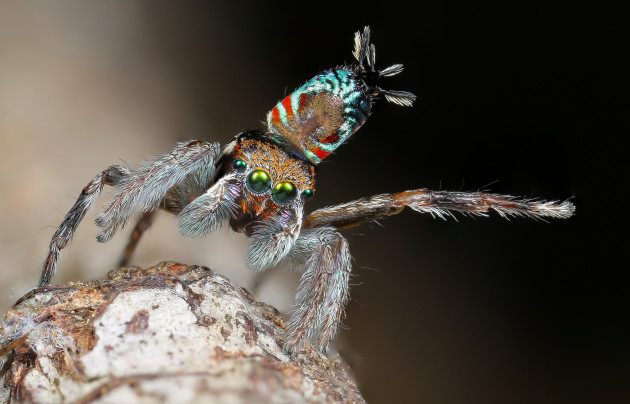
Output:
[
  {"left": 304, "top": 189, "right": 575, "bottom": 230},
  {"left": 178, "top": 173, "right": 240, "bottom": 238},
  {"left": 284, "top": 227, "right": 351, "bottom": 353},
  {"left": 95, "top": 140, "right": 221, "bottom": 242}
]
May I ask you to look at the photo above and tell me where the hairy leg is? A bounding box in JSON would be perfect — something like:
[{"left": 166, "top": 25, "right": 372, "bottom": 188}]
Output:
[
  {"left": 117, "top": 160, "right": 221, "bottom": 267},
  {"left": 118, "top": 210, "right": 156, "bottom": 267},
  {"left": 178, "top": 173, "right": 240, "bottom": 238},
  {"left": 95, "top": 140, "right": 221, "bottom": 242},
  {"left": 290, "top": 189, "right": 574, "bottom": 352},
  {"left": 40, "top": 166, "right": 129, "bottom": 286},
  {"left": 304, "top": 189, "right": 575, "bottom": 230},
  {"left": 284, "top": 227, "right": 351, "bottom": 353}
]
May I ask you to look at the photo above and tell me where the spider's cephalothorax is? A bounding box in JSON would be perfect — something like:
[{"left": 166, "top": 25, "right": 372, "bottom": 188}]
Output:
[
  {"left": 224, "top": 133, "right": 316, "bottom": 237},
  {"left": 39, "top": 27, "right": 575, "bottom": 354},
  {"left": 177, "top": 131, "right": 317, "bottom": 272}
]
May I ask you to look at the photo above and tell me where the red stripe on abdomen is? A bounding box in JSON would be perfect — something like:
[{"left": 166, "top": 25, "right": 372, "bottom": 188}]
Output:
[
  {"left": 282, "top": 96, "right": 293, "bottom": 118},
  {"left": 271, "top": 107, "right": 280, "bottom": 124},
  {"left": 320, "top": 133, "right": 340, "bottom": 144},
  {"left": 313, "top": 147, "right": 330, "bottom": 160}
]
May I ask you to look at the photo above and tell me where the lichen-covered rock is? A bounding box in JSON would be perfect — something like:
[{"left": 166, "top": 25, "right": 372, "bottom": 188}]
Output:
[{"left": 0, "top": 262, "right": 364, "bottom": 403}]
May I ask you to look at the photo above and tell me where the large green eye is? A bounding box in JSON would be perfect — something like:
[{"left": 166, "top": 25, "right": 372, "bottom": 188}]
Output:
[
  {"left": 246, "top": 170, "right": 271, "bottom": 193},
  {"left": 233, "top": 159, "right": 247, "bottom": 173},
  {"left": 272, "top": 182, "right": 297, "bottom": 204},
  {"left": 300, "top": 189, "right": 314, "bottom": 202}
]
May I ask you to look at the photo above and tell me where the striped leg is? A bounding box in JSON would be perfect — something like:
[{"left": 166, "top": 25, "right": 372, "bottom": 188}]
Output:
[
  {"left": 40, "top": 165, "right": 129, "bottom": 286},
  {"left": 284, "top": 227, "right": 351, "bottom": 353},
  {"left": 304, "top": 189, "right": 575, "bottom": 230},
  {"left": 284, "top": 188, "right": 574, "bottom": 352}
]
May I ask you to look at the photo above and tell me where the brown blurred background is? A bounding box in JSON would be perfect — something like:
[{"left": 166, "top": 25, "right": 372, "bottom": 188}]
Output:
[{"left": 0, "top": 2, "right": 626, "bottom": 403}]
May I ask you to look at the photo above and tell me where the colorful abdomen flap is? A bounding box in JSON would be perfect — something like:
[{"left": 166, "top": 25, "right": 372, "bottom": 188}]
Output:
[
  {"left": 267, "top": 69, "right": 371, "bottom": 164},
  {"left": 265, "top": 27, "right": 415, "bottom": 164}
]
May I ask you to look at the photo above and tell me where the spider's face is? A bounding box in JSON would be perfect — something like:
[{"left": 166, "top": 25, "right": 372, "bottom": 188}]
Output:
[{"left": 225, "top": 136, "right": 315, "bottom": 235}]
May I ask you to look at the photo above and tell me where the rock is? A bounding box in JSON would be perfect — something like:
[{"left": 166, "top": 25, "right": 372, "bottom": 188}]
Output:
[{"left": 0, "top": 262, "right": 364, "bottom": 403}]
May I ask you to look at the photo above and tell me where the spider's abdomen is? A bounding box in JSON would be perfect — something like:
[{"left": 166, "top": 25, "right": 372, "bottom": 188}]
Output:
[{"left": 266, "top": 69, "right": 371, "bottom": 164}]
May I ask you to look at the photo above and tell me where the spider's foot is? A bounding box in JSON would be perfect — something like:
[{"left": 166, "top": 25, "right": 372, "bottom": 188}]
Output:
[{"left": 284, "top": 327, "right": 332, "bottom": 355}]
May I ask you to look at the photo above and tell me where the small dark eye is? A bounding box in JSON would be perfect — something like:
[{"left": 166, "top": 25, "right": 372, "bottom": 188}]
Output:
[
  {"left": 300, "top": 189, "right": 314, "bottom": 201},
  {"left": 246, "top": 170, "right": 271, "bottom": 193},
  {"left": 233, "top": 159, "right": 247, "bottom": 173},
  {"left": 273, "top": 182, "right": 297, "bottom": 204}
]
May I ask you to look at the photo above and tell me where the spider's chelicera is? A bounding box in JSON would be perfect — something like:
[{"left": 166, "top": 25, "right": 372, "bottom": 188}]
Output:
[{"left": 39, "top": 27, "right": 575, "bottom": 354}]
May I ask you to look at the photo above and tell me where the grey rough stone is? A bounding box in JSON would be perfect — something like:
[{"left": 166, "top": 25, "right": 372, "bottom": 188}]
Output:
[{"left": 0, "top": 262, "right": 364, "bottom": 404}]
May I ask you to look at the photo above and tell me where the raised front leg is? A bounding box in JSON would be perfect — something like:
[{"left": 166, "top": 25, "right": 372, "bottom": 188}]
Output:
[
  {"left": 304, "top": 189, "right": 575, "bottom": 230},
  {"left": 284, "top": 227, "right": 351, "bottom": 353},
  {"left": 285, "top": 188, "right": 574, "bottom": 352}
]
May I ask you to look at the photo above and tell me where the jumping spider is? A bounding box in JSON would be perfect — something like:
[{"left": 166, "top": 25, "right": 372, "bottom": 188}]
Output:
[{"left": 39, "top": 27, "right": 575, "bottom": 353}]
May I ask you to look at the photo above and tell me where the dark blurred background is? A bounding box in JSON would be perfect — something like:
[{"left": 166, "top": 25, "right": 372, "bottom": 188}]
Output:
[{"left": 0, "top": 2, "right": 626, "bottom": 403}]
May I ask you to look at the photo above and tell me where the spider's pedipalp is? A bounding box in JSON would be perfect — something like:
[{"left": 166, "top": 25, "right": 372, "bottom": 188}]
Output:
[
  {"left": 39, "top": 165, "right": 130, "bottom": 286},
  {"left": 245, "top": 206, "right": 303, "bottom": 272},
  {"left": 284, "top": 227, "right": 351, "bottom": 353},
  {"left": 178, "top": 173, "right": 240, "bottom": 238},
  {"left": 95, "top": 140, "right": 221, "bottom": 242}
]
